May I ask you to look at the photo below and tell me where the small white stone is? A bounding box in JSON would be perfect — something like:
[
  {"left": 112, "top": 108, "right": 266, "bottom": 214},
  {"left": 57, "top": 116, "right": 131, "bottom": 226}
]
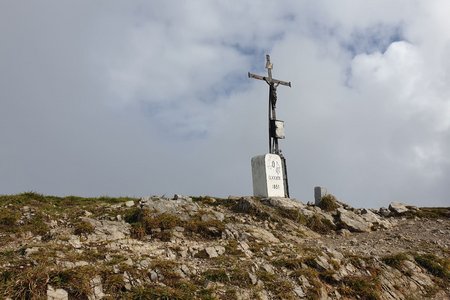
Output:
[
  {"left": 47, "top": 285, "right": 68, "bottom": 300},
  {"left": 125, "top": 201, "right": 135, "bottom": 207},
  {"left": 205, "top": 247, "right": 218, "bottom": 258}
]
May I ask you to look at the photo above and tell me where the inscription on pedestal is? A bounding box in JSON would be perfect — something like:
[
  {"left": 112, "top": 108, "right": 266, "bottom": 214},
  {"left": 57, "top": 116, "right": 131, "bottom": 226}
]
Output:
[{"left": 251, "top": 154, "right": 285, "bottom": 197}]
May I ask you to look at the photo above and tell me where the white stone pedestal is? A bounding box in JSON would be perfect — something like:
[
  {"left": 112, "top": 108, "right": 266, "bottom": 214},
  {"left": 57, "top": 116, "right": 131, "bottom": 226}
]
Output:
[{"left": 251, "top": 154, "right": 285, "bottom": 197}]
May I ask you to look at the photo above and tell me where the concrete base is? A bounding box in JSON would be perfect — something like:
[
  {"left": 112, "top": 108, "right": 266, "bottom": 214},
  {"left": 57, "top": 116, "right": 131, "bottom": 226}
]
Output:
[{"left": 251, "top": 154, "right": 285, "bottom": 198}]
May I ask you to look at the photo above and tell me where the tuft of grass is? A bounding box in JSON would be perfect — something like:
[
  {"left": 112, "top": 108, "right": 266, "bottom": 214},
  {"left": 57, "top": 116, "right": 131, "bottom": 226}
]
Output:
[
  {"left": 414, "top": 254, "right": 450, "bottom": 280},
  {"left": 5, "top": 265, "right": 49, "bottom": 299},
  {"left": 124, "top": 209, "right": 184, "bottom": 241},
  {"left": 273, "top": 257, "right": 305, "bottom": 270},
  {"left": 305, "top": 215, "right": 335, "bottom": 234},
  {"left": 338, "top": 275, "right": 381, "bottom": 300},
  {"left": 150, "top": 260, "right": 181, "bottom": 286},
  {"left": 49, "top": 266, "right": 97, "bottom": 298},
  {"left": 185, "top": 218, "right": 225, "bottom": 238},
  {"left": 0, "top": 208, "right": 20, "bottom": 228},
  {"left": 202, "top": 268, "right": 229, "bottom": 282},
  {"left": 317, "top": 194, "right": 340, "bottom": 212},
  {"left": 382, "top": 253, "right": 409, "bottom": 269},
  {"left": 403, "top": 207, "right": 450, "bottom": 219},
  {"left": 276, "top": 207, "right": 336, "bottom": 234},
  {"left": 257, "top": 270, "right": 296, "bottom": 299},
  {"left": 224, "top": 240, "right": 244, "bottom": 257},
  {"left": 73, "top": 220, "right": 95, "bottom": 236},
  {"left": 277, "top": 208, "right": 307, "bottom": 223}
]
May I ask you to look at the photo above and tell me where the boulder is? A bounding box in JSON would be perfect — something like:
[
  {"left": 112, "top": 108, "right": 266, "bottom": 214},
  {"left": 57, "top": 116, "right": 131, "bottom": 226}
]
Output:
[
  {"left": 389, "top": 202, "right": 409, "bottom": 214},
  {"left": 261, "top": 197, "right": 305, "bottom": 210},
  {"left": 360, "top": 209, "right": 392, "bottom": 230},
  {"left": 336, "top": 208, "right": 371, "bottom": 232},
  {"left": 379, "top": 207, "right": 391, "bottom": 217}
]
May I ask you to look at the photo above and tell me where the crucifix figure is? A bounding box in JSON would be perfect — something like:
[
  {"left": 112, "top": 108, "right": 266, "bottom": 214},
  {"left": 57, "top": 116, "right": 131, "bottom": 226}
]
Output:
[{"left": 248, "top": 54, "right": 292, "bottom": 197}]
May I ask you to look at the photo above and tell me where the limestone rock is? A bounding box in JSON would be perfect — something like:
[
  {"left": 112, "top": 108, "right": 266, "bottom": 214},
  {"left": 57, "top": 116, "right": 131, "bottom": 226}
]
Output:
[
  {"left": 124, "top": 200, "right": 135, "bottom": 207},
  {"left": 360, "top": 209, "right": 393, "bottom": 230},
  {"left": 389, "top": 202, "right": 409, "bottom": 214},
  {"left": 249, "top": 226, "right": 280, "bottom": 243},
  {"left": 140, "top": 196, "right": 198, "bottom": 213},
  {"left": 80, "top": 218, "right": 130, "bottom": 243},
  {"left": 88, "top": 275, "right": 105, "bottom": 300},
  {"left": 47, "top": 285, "right": 68, "bottom": 300},
  {"left": 336, "top": 208, "right": 371, "bottom": 232},
  {"left": 261, "top": 197, "right": 305, "bottom": 210},
  {"left": 205, "top": 246, "right": 219, "bottom": 258},
  {"left": 379, "top": 207, "right": 391, "bottom": 217}
]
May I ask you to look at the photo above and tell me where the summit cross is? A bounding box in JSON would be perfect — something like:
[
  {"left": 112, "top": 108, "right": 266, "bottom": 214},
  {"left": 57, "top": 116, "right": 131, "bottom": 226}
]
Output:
[
  {"left": 248, "top": 54, "right": 291, "bottom": 155},
  {"left": 248, "top": 54, "right": 292, "bottom": 198}
]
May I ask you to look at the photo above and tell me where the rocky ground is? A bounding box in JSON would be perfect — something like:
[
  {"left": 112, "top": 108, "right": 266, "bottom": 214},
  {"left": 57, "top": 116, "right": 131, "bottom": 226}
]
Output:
[{"left": 0, "top": 192, "right": 449, "bottom": 300}]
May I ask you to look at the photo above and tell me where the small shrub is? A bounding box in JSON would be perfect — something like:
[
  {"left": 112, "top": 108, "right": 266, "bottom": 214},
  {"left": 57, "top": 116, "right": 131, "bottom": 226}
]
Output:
[
  {"left": 130, "top": 223, "right": 146, "bottom": 240},
  {"left": 317, "top": 194, "right": 340, "bottom": 212},
  {"left": 73, "top": 220, "right": 95, "bottom": 236},
  {"left": 124, "top": 207, "right": 149, "bottom": 224}
]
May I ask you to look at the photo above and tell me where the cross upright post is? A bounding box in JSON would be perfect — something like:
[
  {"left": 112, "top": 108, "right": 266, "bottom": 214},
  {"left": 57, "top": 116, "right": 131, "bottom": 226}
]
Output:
[{"left": 248, "top": 55, "right": 292, "bottom": 197}]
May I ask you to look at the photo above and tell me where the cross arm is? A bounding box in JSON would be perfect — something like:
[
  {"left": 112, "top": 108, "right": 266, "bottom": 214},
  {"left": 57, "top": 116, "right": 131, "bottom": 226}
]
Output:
[
  {"left": 272, "top": 78, "right": 291, "bottom": 87},
  {"left": 248, "top": 72, "right": 265, "bottom": 81},
  {"left": 248, "top": 72, "right": 291, "bottom": 87}
]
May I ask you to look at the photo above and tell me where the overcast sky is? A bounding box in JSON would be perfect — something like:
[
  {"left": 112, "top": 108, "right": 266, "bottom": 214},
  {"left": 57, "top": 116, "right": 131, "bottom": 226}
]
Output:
[{"left": 1, "top": 1, "right": 449, "bottom": 208}]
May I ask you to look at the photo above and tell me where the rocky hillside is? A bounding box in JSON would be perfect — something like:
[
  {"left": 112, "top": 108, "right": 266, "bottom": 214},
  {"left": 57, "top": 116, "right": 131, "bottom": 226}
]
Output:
[{"left": 0, "top": 193, "right": 449, "bottom": 299}]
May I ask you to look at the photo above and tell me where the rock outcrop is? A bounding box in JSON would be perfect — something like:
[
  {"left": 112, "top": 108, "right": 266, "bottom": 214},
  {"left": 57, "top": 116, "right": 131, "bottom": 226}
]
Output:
[{"left": 0, "top": 193, "right": 448, "bottom": 299}]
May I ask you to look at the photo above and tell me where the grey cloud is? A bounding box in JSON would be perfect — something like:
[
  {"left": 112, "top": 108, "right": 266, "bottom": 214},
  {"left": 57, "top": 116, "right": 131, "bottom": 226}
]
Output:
[{"left": 1, "top": 1, "right": 449, "bottom": 208}]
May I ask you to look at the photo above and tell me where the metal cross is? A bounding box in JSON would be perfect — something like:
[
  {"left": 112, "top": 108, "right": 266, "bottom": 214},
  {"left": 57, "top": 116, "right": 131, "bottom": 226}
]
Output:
[
  {"left": 248, "top": 54, "right": 291, "bottom": 154},
  {"left": 248, "top": 54, "right": 292, "bottom": 197}
]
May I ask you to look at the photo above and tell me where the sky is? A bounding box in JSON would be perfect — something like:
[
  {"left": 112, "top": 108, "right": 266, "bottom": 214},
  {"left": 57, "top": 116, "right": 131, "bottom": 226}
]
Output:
[{"left": 1, "top": 1, "right": 449, "bottom": 208}]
